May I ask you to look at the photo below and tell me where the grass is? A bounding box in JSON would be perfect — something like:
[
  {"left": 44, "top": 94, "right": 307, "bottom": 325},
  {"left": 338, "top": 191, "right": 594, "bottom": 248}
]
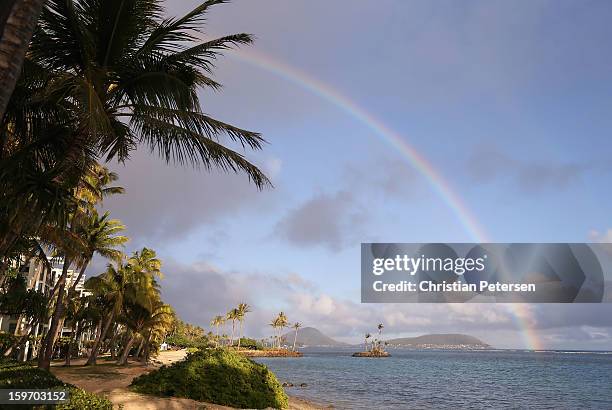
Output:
[{"left": 130, "top": 348, "right": 288, "bottom": 409}]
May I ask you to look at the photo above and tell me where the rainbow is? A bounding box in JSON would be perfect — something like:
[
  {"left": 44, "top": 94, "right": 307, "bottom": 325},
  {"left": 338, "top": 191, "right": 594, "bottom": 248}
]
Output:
[
  {"left": 223, "top": 48, "right": 542, "bottom": 351},
  {"left": 226, "top": 50, "right": 488, "bottom": 242}
]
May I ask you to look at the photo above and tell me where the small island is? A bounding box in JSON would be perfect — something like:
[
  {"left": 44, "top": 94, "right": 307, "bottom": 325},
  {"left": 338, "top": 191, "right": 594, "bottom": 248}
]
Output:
[
  {"left": 352, "top": 350, "right": 390, "bottom": 357},
  {"left": 353, "top": 323, "right": 391, "bottom": 358}
]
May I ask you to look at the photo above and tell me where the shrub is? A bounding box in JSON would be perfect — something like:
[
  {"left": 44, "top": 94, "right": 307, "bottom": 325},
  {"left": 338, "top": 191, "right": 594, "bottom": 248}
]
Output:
[
  {"left": 234, "top": 338, "right": 262, "bottom": 350},
  {"left": 130, "top": 348, "right": 288, "bottom": 409},
  {"left": 0, "top": 360, "right": 62, "bottom": 389},
  {"left": 166, "top": 334, "right": 212, "bottom": 350},
  {"left": 0, "top": 360, "right": 113, "bottom": 409},
  {"left": 57, "top": 388, "right": 112, "bottom": 410}
]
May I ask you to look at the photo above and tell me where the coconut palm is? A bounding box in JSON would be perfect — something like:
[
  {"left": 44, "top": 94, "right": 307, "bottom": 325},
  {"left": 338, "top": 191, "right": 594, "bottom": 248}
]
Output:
[
  {"left": 1, "top": 0, "right": 271, "bottom": 264},
  {"left": 69, "top": 210, "right": 128, "bottom": 294},
  {"left": 376, "top": 323, "right": 385, "bottom": 353},
  {"left": 118, "top": 297, "right": 172, "bottom": 365},
  {"left": 269, "top": 318, "right": 280, "bottom": 348},
  {"left": 127, "top": 248, "right": 163, "bottom": 279},
  {"left": 27, "top": 0, "right": 270, "bottom": 186},
  {"left": 226, "top": 308, "right": 239, "bottom": 346},
  {"left": 37, "top": 165, "right": 125, "bottom": 370},
  {"left": 84, "top": 262, "right": 131, "bottom": 365},
  {"left": 235, "top": 302, "right": 251, "bottom": 349},
  {"left": 272, "top": 312, "right": 288, "bottom": 348},
  {"left": 210, "top": 315, "right": 224, "bottom": 347},
  {"left": 292, "top": 322, "right": 302, "bottom": 351},
  {"left": 365, "top": 333, "right": 371, "bottom": 352}
]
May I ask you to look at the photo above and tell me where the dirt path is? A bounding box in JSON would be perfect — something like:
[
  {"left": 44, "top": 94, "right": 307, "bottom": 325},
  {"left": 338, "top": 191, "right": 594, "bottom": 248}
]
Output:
[{"left": 51, "top": 350, "right": 327, "bottom": 409}]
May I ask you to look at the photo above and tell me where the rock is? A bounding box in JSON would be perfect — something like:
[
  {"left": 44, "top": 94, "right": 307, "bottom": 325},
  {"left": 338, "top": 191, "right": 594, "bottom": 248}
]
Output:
[
  {"left": 282, "top": 382, "right": 294, "bottom": 387},
  {"left": 299, "top": 383, "right": 308, "bottom": 387}
]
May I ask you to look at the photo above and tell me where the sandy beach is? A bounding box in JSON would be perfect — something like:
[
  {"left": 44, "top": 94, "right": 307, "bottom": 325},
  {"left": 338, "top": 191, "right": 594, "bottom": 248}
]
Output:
[{"left": 51, "top": 350, "right": 328, "bottom": 410}]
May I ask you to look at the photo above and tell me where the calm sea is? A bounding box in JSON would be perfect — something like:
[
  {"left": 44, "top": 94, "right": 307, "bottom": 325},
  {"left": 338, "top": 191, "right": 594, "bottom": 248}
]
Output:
[{"left": 255, "top": 348, "right": 612, "bottom": 409}]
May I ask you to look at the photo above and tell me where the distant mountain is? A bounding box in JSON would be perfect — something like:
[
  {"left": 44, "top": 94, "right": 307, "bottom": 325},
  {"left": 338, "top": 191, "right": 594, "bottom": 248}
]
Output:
[
  {"left": 281, "top": 327, "right": 348, "bottom": 347},
  {"left": 386, "top": 334, "right": 489, "bottom": 347}
]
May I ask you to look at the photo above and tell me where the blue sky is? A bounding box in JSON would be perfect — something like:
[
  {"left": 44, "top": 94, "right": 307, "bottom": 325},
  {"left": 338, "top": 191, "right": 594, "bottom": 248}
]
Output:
[{"left": 98, "top": 0, "right": 612, "bottom": 349}]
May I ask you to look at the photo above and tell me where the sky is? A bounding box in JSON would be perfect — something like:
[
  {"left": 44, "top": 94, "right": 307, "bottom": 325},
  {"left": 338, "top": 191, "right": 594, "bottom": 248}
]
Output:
[{"left": 96, "top": 0, "right": 612, "bottom": 350}]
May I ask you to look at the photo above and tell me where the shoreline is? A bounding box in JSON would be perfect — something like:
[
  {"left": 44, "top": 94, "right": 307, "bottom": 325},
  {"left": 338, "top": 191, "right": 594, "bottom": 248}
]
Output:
[
  {"left": 50, "top": 349, "right": 326, "bottom": 409},
  {"left": 239, "top": 348, "right": 303, "bottom": 357}
]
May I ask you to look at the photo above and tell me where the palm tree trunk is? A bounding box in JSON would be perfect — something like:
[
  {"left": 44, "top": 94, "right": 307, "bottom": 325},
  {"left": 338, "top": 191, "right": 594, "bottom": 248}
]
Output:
[
  {"left": 0, "top": 0, "right": 46, "bottom": 120},
  {"left": 230, "top": 320, "right": 235, "bottom": 346},
  {"left": 142, "top": 331, "right": 152, "bottom": 364},
  {"left": 237, "top": 320, "right": 243, "bottom": 348},
  {"left": 135, "top": 338, "right": 145, "bottom": 360},
  {"left": 118, "top": 333, "right": 137, "bottom": 365},
  {"left": 3, "top": 320, "right": 33, "bottom": 357},
  {"left": 86, "top": 310, "right": 114, "bottom": 366},
  {"left": 293, "top": 329, "right": 298, "bottom": 351},
  {"left": 38, "top": 257, "right": 71, "bottom": 370},
  {"left": 109, "top": 324, "right": 119, "bottom": 360},
  {"left": 64, "top": 321, "right": 78, "bottom": 366}
]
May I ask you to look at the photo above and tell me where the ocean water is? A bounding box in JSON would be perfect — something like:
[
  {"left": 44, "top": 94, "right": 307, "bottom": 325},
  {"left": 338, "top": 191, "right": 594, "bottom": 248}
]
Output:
[{"left": 255, "top": 348, "right": 612, "bottom": 409}]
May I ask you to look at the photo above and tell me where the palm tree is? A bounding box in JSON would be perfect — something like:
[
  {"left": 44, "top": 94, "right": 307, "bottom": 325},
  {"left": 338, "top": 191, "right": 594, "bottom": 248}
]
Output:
[
  {"left": 27, "top": 0, "right": 270, "bottom": 186},
  {"left": 37, "top": 165, "right": 125, "bottom": 370},
  {"left": 118, "top": 298, "right": 172, "bottom": 365},
  {"left": 70, "top": 210, "right": 128, "bottom": 294},
  {"left": 84, "top": 262, "right": 131, "bottom": 365},
  {"left": 376, "top": 323, "right": 384, "bottom": 352},
  {"left": 1, "top": 0, "right": 272, "bottom": 264},
  {"left": 226, "top": 308, "right": 239, "bottom": 347},
  {"left": 210, "top": 315, "right": 224, "bottom": 347},
  {"left": 292, "top": 322, "right": 302, "bottom": 351},
  {"left": 273, "top": 312, "right": 288, "bottom": 349},
  {"left": 235, "top": 303, "right": 251, "bottom": 349},
  {"left": 0, "top": 0, "right": 46, "bottom": 118},
  {"left": 365, "top": 333, "right": 371, "bottom": 352},
  {"left": 269, "top": 319, "right": 280, "bottom": 348}
]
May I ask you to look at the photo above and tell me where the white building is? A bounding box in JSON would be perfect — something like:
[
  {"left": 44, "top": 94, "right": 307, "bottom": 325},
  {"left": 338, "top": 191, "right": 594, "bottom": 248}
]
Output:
[{"left": 0, "top": 256, "right": 93, "bottom": 360}]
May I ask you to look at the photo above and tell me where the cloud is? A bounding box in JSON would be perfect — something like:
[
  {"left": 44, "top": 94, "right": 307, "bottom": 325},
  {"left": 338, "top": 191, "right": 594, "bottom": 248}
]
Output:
[
  {"left": 159, "top": 259, "right": 313, "bottom": 339},
  {"left": 467, "top": 145, "right": 585, "bottom": 193},
  {"left": 342, "top": 157, "right": 422, "bottom": 200},
  {"left": 99, "top": 150, "right": 275, "bottom": 243},
  {"left": 274, "top": 191, "right": 366, "bottom": 252},
  {"left": 589, "top": 229, "right": 612, "bottom": 243}
]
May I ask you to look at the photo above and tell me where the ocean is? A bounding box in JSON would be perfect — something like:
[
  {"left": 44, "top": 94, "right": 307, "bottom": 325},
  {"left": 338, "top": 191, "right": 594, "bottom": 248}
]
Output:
[{"left": 255, "top": 348, "right": 612, "bottom": 409}]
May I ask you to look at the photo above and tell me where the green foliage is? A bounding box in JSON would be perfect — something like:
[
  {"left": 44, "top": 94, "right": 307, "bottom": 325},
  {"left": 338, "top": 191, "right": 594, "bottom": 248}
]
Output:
[
  {"left": 0, "top": 273, "right": 48, "bottom": 319},
  {"left": 166, "top": 333, "right": 211, "bottom": 349},
  {"left": 0, "top": 360, "right": 62, "bottom": 389},
  {"left": 56, "top": 337, "right": 78, "bottom": 359},
  {"left": 130, "top": 349, "right": 288, "bottom": 409},
  {"left": 166, "top": 319, "right": 212, "bottom": 349},
  {"left": 234, "top": 337, "right": 261, "bottom": 350},
  {"left": 0, "top": 333, "right": 18, "bottom": 353},
  {"left": 0, "top": 360, "right": 112, "bottom": 409},
  {"left": 56, "top": 388, "right": 113, "bottom": 410}
]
